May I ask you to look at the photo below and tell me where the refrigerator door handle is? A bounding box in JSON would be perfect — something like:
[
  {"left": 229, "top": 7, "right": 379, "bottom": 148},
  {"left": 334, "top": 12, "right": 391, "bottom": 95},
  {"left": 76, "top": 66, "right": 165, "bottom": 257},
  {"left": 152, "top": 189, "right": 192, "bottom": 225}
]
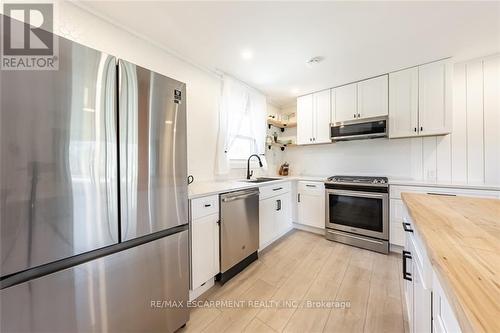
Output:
[
  {"left": 117, "top": 59, "right": 134, "bottom": 241},
  {"left": 172, "top": 100, "right": 182, "bottom": 226},
  {"left": 104, "top": 56, "right": 119, "bottom": 243}
]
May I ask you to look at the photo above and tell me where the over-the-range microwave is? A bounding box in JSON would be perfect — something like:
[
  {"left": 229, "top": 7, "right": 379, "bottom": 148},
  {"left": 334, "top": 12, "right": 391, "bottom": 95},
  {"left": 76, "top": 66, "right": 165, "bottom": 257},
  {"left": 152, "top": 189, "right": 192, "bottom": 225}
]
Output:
[{"left": 331, "top": 116, "right": 388, "bottom": 141}]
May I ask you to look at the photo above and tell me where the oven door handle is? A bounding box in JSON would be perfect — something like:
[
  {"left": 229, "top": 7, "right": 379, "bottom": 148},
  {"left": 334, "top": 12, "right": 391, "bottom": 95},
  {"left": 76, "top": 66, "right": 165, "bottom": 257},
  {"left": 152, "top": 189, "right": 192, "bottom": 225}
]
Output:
[{"left": 326, "top": 189, "right": 387, "bottom": 200}]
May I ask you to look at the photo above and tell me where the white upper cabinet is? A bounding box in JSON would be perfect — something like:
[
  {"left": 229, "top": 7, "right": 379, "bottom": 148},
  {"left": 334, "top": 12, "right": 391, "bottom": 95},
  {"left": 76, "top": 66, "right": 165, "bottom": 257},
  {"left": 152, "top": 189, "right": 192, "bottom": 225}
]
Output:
[
  {"left": 357, "top": 75, "right": 388, "bottom": 119},
  {"left": 297, "top": 90, "right": 331, "bottom": 145},
  {"left": 389, "top": 59, "right": 452, "bottom": 138},
  {"left": 389, "top": 67, "right": 419, "bottom": 138},
  {"left": 333, "top": 83, "right": 357, "bottom": 123},
  {"left": 297, "top": 94, "right": 314, "bottom": 145},
  {"left": 313, "top": 89, "right": 332, "bottom": 143},
  {"left": 333, "top": 76, "right": 388, "bottom": 123},
  {"left": 418, "top": 60, "right": 452, "bottom": 136},
  {"left": 298, "top": 58, "right": 451, "bottom": 141}
]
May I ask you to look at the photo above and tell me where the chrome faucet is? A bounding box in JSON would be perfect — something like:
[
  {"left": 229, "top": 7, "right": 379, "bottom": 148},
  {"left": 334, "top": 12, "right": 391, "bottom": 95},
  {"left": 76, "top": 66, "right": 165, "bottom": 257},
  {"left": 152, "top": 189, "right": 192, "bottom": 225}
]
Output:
[{"left": 246, "top": 154, "right": 263, "bottom": 179}]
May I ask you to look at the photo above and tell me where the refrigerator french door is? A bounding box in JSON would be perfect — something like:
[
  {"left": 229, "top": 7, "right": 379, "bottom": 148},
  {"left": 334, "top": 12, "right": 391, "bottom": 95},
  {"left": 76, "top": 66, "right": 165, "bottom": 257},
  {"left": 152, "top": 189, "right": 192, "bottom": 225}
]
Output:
[{"left": 1, "top": 23, "right": 189, "bottom": 332}]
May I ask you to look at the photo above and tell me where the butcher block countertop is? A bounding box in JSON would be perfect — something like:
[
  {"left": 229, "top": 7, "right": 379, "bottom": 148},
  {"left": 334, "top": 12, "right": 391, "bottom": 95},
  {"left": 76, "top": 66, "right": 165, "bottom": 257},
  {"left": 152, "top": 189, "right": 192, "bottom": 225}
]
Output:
[{"left": 401, "top": 193, "right": 500, "bottom": 333}]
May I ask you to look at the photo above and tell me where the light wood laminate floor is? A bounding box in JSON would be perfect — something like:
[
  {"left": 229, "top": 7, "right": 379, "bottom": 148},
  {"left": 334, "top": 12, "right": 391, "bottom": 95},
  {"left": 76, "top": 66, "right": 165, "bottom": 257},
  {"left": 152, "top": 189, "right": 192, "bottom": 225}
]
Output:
[{"left": 181, "top": 230, "right": 408, "bottom": 333}]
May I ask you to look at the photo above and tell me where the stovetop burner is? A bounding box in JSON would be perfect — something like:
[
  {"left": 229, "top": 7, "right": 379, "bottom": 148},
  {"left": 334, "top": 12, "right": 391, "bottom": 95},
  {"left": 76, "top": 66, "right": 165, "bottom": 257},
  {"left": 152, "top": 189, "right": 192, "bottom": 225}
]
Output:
[{"left": 326, "top": 175, "right": 388, "bottom": 185}]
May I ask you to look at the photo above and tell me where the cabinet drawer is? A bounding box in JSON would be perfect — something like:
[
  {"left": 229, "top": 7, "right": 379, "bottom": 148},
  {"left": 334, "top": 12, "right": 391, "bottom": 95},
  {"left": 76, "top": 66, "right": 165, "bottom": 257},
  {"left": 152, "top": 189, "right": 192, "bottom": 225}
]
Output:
[
  {"left": 390, "top": 185, "right": 499, "bottom": 200},
  {"left": 298, "top": 181, "right": 325, "bottom": 195},
  {"left": 260, "top": 182, "right": 291, "bottom": 200},
  {"left": 191, "top": 195, "right": 219, "bottom": 220}
]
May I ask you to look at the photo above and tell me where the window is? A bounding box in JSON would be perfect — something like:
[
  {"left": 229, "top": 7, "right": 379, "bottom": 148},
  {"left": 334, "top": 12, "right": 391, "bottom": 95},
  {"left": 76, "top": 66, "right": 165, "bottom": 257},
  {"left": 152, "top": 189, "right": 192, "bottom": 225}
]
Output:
[
  {"left": 216, "top": 76, "right": 267, "bottom": 174},
  {"left": 227, "top": 110, "right": 257, "bottom": 160}
]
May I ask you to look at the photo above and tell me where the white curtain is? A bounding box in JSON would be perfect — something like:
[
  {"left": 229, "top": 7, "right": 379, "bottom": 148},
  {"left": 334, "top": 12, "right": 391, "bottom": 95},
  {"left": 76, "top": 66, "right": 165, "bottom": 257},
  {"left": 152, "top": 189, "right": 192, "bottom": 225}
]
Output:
[{"left": 215, "top": 75, "right": 267, "bottom": 175}]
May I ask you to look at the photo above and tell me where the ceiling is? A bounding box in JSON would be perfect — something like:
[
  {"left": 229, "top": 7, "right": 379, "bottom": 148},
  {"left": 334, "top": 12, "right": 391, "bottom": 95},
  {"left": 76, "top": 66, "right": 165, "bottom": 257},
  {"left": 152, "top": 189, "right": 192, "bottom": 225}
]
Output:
[{"left": 79, "top": 1, "right": 500, "bottom": 107}]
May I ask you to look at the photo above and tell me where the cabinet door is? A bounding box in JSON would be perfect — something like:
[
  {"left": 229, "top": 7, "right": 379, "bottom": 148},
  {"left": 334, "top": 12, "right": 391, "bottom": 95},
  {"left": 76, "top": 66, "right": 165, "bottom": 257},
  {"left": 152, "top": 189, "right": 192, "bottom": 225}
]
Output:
[
  {"left": 413, "top": 263, "right": 432, "bottom": 333},
  {"left": 357, "top": 75, "right": 389, "bottom": 119},
  {"left": 389, "top": 68, "right": 419, "bottom": 138},
  {"left": 418, "top": 60, "right": 452, "bottom": 136},
  {"left": 404, "top": 235, "right": 414, "bottom": 331},
  {"left": 191, "top": 214, "right": 218, "bottom": 289},
  {"left": 297, "top": 182, "right": 325, "bottom": 229},
  {"left": 313, "top": 90, "right": 332, "bottom": 143},
  {"left": 432, "top": 272, "right": 462, "bottom": 333},
  {"left": 389, "top": 199, "right": 405, "bottom": 246},
  {"left": 259, "top": 197, "right": 276, "bottom": 249},
  {"left": 275, "top": 192, "right": 292, "bottom": 237},
  {"left": 333, "top": 83, "right": 357, "bottom": 123},
  {"left": 297, "top": 94, "right": 314, "bottom": 145}
]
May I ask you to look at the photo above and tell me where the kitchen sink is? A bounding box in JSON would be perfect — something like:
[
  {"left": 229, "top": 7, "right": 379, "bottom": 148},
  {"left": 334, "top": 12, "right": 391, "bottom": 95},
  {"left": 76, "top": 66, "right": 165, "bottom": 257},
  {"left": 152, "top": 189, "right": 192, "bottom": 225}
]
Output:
[{"left": 243, "top": 177, "right": 280, "bottom": 183}]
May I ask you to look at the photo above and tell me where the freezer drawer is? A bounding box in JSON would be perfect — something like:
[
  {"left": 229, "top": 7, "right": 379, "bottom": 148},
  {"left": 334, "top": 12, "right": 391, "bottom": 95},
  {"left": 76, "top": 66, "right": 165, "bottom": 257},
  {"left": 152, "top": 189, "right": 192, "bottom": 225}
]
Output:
[{"left": 0, "top": 230, "right": 189, "bottom": 333}]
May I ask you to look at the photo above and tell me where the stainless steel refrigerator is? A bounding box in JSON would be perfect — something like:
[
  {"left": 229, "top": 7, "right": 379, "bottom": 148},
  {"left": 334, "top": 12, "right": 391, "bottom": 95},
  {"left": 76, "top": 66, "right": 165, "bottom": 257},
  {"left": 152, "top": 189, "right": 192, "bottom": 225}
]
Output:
[{"left": 0, "top": 24, "right": 189, "bottom": 332}]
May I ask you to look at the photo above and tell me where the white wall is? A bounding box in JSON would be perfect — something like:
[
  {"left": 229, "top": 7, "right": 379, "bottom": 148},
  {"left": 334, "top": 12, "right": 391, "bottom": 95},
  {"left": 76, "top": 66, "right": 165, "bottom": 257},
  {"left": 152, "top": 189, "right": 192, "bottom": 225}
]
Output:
[
  {"left": 55, "top": 1, "right": 221, "bottom": 181},
  {"left": 280, "top": 54, "right": 500, "bottom": 186}
]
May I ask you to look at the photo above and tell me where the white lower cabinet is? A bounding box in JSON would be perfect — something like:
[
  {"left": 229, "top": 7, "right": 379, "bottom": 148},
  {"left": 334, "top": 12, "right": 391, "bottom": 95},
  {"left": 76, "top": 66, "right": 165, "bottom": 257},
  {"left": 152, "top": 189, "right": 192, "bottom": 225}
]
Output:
[
  {"left": 432, "top": 272, "right": 462, "bottom": 333},
  {"left": 402, "top": 200, "right": 462, "bottom": 333},
  {"left": 389, "top": 198, "right": 406, "bottom": 247},
  {"left": 403, "top": 214, "right": 432, "bottom": 333},
  {"left": 390, "top": 184, "right": 499, "bottom": 247},
  {"left": 413, "top": 259, "right": 432, "bottom": 333},
  {"left": 259, "top": 183, "right": 292, "bottom": 250},
  {"left": 276, "top": 192, "right": 292, "bottom": 236},
  {"left": 259, "top": 196, "right": 277, "bottom": 247},
  {"left": 297, "top": 181, "right": 325, "bottom": 229},
  {"left": 190, "top": 195, "right": 220, "bottom": 292}
]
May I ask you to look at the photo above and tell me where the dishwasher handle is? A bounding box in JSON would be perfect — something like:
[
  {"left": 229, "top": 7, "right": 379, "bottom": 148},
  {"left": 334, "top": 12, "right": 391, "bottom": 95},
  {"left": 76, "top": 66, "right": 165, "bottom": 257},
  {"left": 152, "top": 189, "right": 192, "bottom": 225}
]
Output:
[{"left": 221, "top": 190, "right": 259, "bottom": 202}]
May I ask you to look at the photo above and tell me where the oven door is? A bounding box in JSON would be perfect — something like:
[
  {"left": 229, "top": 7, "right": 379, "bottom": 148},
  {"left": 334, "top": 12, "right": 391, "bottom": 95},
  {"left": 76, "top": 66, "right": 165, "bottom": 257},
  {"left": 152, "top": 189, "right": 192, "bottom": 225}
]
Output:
[{"left": 326, "top": 189, "right": 388, "bottom": 240}]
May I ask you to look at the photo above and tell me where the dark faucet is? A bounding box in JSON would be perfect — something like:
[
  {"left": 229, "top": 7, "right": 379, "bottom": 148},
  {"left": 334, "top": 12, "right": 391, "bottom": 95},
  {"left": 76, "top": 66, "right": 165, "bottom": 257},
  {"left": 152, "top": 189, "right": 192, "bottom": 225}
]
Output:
[{"left": 246, "top": 154, "right": 263, "bottom": 179}]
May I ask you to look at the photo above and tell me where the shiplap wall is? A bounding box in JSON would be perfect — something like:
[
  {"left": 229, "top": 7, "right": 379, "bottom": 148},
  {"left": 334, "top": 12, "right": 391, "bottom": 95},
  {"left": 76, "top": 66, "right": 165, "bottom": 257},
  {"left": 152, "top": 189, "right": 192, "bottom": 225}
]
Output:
[{"left": 411, "top": 54, "right": 500, "bottom": 185}]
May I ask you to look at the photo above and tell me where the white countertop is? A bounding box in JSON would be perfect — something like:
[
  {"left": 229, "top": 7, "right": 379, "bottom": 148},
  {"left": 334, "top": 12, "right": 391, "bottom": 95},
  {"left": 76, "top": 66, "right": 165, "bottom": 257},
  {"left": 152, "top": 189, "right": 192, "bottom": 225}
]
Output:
[
  {"left": 188, "top": 175, "right": 326, "bottom": 199},
  {"left": 188, "top": 175, "right": 500, "bottom": 199}
]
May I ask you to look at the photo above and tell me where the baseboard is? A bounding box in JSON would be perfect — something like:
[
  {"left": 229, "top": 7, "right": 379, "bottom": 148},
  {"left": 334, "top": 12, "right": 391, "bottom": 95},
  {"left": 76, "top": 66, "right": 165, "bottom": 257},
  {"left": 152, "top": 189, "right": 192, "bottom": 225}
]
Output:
[
  {"left": 292, "top": 222, "right": 325, "bottom": 235},
  {"left": 189, "top": 278, "right": 215, "bottom": 301}
]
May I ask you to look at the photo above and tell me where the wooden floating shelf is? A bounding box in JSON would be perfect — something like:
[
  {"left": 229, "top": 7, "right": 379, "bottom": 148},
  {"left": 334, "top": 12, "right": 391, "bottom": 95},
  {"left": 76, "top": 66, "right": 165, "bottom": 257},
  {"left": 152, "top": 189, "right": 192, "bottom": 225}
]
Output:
[
  {"left": 267, "top": 119, "right": 297, "bottom": 132},
  {"left": 267, "top": 142, "right": 297, "bottom": 151}
]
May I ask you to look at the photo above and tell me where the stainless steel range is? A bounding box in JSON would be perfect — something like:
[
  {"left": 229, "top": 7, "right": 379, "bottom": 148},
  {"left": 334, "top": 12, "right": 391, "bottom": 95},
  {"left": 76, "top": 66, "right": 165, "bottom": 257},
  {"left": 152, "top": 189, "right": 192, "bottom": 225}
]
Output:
[{"left": 325, "top": 176, "right": 389, "bottom": 254}]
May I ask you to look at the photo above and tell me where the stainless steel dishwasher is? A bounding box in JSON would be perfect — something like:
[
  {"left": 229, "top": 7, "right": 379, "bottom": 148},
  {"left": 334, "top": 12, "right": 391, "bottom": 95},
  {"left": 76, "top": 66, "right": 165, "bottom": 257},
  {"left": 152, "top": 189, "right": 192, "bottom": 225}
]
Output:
[{"left": 218, "top": 188, "right": 259, "bottom": 284}]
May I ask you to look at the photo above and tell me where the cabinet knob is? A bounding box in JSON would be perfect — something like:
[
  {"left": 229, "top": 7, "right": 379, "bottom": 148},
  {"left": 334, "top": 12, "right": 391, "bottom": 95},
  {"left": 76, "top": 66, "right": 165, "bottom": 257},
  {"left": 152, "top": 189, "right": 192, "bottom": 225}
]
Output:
[
  {"left": 353, "top": 113, "right": 356, "bottom": 118},
  {"left": 310, "top": 138, "right": 312, "bottom": 142},
  {"left": 357, "top": 113, "right": 360, "bottom": 118},
  {"left": 414, "top": 127, "right": 417, "bottom": 132},
  {"left": 420, "top": 126, "right": 423, "bottom": 131}
]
